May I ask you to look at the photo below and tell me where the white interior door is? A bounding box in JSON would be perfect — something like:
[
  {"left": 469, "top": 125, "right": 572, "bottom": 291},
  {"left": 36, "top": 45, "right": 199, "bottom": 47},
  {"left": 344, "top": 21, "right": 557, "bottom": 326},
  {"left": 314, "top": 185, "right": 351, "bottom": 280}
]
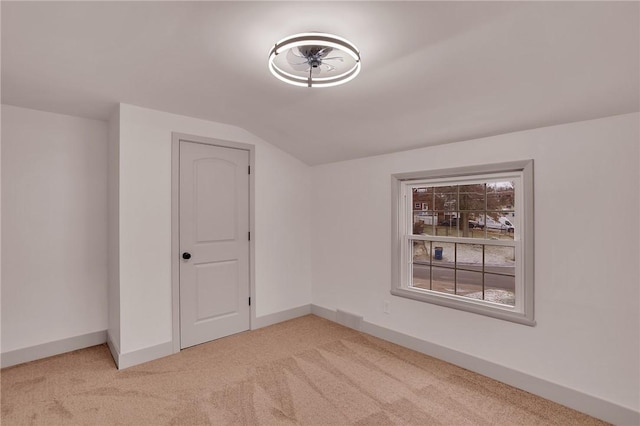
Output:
[{"left": 179, "top": 141, "right": 250, "bottom": 349}]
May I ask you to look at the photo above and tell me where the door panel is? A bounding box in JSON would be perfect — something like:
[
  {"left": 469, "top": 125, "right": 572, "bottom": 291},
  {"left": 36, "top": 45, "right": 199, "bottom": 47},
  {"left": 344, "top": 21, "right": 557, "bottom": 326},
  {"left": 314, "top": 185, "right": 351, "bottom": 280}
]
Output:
[
  {"left": 195, "top": 159, "right": 237, "bottom": 242},
  {"left": 195, "top": 260, "right": 238, "bottom": 321},
  {"left": 180, "top": 141, "right": 250, "bottom": 349}
]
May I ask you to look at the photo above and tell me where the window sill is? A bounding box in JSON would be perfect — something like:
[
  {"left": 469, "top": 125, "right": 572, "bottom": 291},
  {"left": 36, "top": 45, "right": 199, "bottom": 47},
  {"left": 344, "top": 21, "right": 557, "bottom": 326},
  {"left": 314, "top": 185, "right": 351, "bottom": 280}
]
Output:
[{"left": 390, "top": 287, "right": 536, "bottom": 326}]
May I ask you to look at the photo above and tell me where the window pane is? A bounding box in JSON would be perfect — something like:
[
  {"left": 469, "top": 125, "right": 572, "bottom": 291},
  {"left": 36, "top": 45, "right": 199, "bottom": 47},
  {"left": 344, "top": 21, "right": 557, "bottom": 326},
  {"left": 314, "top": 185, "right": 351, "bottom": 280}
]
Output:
[
  {"left": 459, "top": 184, "right": 485, "bottom": 211},
  {"left": 485, "top": 245, "right": 515, "bottom": 271},
  {"left": 429, "top": 242, "right": 456, "bottom": 295},
  {"left": 412, "top": 262, "right": 431, "bottom": 291},
  {"left": 485, "top": 212, "right": 515, "bottom": 240},
  {"left": 485, "top": 245, "right": 515, "bottom": 306},
  {"left": 412, "top": 240, "right": 431, "bottom": 290},
  {"left": 487, "top": 181, "right": 515, "bottom": 211},
  {"left": 456, "top": 243, "right": 483, "bottom": 272},
  {"left": 412, "top": 187, "right": 435, "bottom": 235},
  {"left": 456, "top": 212, "right": 483, "bottom": 238},
  {"left": 437, "top": 213, "right": 460, "bottom": 237},
  {"left": 435, "top": 185, "right": 457, "bottom": 211},
  {"left": 485, "top": 273, "right": 515, "bottom": 306},
  {"left": 431, "top": 266, "right": 455, "bottom": 295},
  {"left": 413, "top": 212, "right": 436, "bottom": 235},
  {"left": 455, "top": 271, "right": 483, "bottom": 300},
  {"left": 412, "top": 186, "right": 433, "bottom": 209},
  {"left": 468, "top": 211, "right": 487, "bottom": 239},
  {"left": 412, "top": 240, "right": 431, "bottom": 263},
  {"left": 499, "top": 213, "right": 516, "bottom": 235}
]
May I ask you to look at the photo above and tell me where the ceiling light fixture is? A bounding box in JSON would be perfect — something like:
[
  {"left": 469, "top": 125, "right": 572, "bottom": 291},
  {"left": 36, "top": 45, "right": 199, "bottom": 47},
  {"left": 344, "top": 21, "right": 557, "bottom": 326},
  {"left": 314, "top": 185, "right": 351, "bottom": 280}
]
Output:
[{"left": 268, "top": 32, "right": 361, "bottom": 88}]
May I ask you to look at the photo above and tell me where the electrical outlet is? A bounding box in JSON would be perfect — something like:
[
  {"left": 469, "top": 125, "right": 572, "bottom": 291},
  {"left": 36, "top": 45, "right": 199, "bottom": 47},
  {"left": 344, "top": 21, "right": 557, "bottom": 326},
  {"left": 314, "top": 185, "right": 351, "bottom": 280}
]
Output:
[{"left": 383, "top": 300, "right": 390, "bottom": 314}]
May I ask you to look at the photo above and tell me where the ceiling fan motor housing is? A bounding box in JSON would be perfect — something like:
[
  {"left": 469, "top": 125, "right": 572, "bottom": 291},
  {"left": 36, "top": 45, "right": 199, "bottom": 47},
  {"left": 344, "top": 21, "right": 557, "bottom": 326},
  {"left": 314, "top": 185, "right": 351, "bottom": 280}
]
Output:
[{"left": 300, "top": 45, "right": 333, "bottom": 68}]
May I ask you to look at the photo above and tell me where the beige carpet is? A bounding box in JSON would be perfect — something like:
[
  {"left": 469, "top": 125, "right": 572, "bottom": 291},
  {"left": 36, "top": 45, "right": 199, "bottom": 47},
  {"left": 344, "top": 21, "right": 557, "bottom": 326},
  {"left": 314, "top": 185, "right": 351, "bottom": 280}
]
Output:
[{"left": 1, "top": 315, "right": 607, "bottom": 425}]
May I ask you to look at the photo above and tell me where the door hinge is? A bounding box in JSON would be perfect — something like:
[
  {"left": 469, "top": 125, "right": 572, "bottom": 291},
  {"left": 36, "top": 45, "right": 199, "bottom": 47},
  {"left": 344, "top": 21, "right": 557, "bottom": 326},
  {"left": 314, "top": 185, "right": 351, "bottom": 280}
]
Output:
[
  {"left": 249, "top": 297, "right": 251, "bottom": 306},
  {"left": 248, "top": 165, "right": 251, "bottom": 174},
  {"left": 248, "top": 231, "right": 251, "bottom": 241}
]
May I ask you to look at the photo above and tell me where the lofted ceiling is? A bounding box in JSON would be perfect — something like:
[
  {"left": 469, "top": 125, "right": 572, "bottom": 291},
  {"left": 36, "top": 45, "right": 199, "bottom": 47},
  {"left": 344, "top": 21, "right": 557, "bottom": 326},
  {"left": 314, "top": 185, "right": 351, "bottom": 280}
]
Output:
[{"left": 2, "top": 1, "right": 638, "bottom": 165}]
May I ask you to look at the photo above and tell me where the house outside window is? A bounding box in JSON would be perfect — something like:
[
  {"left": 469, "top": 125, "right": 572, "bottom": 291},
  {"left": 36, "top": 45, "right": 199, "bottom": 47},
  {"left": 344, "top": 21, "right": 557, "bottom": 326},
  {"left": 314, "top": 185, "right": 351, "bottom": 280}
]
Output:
[{"left": 391, "top": 160, "right": 535, "bottom": 325}]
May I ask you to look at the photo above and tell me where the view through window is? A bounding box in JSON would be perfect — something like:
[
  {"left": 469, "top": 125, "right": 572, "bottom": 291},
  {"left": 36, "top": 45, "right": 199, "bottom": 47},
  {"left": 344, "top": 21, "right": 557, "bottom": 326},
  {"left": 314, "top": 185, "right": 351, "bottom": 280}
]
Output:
[
  {"left": 411, "top": 181, "right": 516, "bottom": 306},
  {"left": 391, "top": 161, "right": 534, "bottom": 325}
]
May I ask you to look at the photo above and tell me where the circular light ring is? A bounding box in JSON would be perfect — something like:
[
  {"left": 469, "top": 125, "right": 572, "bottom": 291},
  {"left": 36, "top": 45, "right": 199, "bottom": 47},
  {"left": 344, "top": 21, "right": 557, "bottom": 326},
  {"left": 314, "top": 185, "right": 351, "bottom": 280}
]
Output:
[
  {"left": 269, "top": 60, "right": 361, "bottom": 88},
  {"left": 271, "top": 33, "right": 360, "bottom": 60},
  {"left": 268, "top": 33, "right": 361, "bottom": 88}
]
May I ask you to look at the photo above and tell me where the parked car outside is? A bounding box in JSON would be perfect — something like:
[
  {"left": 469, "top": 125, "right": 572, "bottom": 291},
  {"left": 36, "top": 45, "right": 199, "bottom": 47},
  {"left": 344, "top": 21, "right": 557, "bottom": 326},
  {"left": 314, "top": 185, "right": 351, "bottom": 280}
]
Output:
[
  {"left": 439, "top": 218, "right": 456, "bottom": 226},
  {"left": 499, "top": 217, "right": 515, "bottom": 233},
  {"left": 440, "top": 218, "right": 484, "bottom": 229},
  {"left": 483, "top": 216, "right": 514, "bottom": 233},
  {"left": 469, "top": 220, "right": 484, "bottom": 229},
  {"left": 440, "top": 216, "right": 513, "bottom": 232}
]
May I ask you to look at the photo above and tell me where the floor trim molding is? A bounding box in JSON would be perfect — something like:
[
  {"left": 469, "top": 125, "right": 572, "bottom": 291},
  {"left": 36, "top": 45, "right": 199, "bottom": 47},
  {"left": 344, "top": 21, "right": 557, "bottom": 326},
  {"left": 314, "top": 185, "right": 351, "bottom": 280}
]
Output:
[
  {"left": 106, "top": 332, "right": 121, "bottom": 368},
  {"left": 311, "top": 304, "right": 336, "bottom": 321},
  {"left": 253, "top": 304, "right": 312, "bottom": 329},
  {"left": 310, "top": 304, "right": 639, "bottom": 426},
  {"left": 1, "top": 330, "right": 107, "bottom": 369},
  {"left": 116, "top": 341, "right": 174, "bottom": 370}
]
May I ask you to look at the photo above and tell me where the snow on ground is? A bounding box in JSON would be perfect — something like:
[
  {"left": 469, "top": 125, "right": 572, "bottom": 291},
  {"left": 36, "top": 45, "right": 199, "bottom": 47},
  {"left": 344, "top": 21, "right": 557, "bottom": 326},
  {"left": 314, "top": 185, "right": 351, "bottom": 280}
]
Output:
[
  {"left": 414, "top": 276, "right": 516, "bottom": 306},
  {"left": 465, "top": 289, "right": 515, "bottom": 305},
  {"left": 413, "top": 241, "right": 516, "bottom": 305},
  {"left": 413, "top": 242, "right": 514, "bottom": 266}
]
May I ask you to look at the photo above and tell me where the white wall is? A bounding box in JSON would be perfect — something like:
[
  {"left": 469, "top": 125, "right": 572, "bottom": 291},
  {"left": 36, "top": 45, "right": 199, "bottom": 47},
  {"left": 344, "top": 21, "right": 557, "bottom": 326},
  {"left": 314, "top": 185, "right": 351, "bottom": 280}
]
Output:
[
  {"left": 1, "top": 105, "right": 108, "bottom": 352},
  {"left": 2, "top": 101, "right": 635, "bottom": 416},
  {"left": 311, "top": 113, "right": 639, "bottom": 412},
  {"left": 116, "top": 104, "right": 311, "bottom": 355},
  {"left": 1, "top": 102, "right": 3, "bottom": 356},
  {"left": 107, "top": 106, "right": 120, "bottom": 352}
]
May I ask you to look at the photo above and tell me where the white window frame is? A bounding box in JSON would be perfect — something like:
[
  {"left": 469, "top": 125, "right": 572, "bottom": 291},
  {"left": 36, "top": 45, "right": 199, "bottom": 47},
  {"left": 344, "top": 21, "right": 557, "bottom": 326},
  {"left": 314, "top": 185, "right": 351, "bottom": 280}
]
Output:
[{"left": 391, "top": 160, "right": 535, "bottom": 326}]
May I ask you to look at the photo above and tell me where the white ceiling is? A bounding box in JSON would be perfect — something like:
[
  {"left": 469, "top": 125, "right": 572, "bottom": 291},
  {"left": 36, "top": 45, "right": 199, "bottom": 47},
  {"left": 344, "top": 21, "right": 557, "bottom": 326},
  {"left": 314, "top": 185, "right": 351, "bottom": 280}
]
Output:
[{"left": 2, "top": 1, "right": 638, "bottom": 165}]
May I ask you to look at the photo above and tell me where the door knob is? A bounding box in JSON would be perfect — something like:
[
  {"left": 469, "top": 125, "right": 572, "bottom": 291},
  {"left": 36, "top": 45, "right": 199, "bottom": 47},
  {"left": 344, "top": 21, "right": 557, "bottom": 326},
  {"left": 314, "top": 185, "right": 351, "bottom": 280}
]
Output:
[{"left": 182, "top": 252, "right": 191, "bottom": 260}]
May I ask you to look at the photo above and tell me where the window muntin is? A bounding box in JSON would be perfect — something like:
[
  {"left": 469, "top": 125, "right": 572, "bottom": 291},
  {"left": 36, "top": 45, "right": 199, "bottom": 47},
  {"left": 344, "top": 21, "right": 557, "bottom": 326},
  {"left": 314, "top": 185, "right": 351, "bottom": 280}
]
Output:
[{"left": 392, "top": 161, "right": 534, "bottom": 325}]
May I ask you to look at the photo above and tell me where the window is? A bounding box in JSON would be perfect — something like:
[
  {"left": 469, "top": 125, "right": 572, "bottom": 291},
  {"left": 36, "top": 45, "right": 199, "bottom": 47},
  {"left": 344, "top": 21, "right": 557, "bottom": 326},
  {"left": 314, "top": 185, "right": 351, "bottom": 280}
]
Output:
[{"left": 391, "top": 160, "right": 535, "bottom": 325}]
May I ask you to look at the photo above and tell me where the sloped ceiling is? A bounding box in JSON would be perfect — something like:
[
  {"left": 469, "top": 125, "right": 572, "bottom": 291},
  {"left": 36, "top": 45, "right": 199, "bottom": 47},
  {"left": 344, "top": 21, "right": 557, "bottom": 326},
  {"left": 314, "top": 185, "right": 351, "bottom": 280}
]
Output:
[{"left": 2, "top": 1, "right": 638, "bottom": 165}]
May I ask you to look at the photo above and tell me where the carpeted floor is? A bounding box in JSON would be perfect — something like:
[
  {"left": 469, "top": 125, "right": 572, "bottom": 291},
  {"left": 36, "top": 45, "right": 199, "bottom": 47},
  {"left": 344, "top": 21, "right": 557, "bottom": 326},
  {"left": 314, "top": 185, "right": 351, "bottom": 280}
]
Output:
[{"left": 1, "top": 315, "right": 608, "bottom": 425}]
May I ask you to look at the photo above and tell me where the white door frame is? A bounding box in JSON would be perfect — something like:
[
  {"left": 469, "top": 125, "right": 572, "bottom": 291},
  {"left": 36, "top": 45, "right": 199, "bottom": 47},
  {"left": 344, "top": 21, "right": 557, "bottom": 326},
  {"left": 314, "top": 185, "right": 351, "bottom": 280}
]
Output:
[{"left": 171, "top": 132, "right": 255, "bottom": 354}]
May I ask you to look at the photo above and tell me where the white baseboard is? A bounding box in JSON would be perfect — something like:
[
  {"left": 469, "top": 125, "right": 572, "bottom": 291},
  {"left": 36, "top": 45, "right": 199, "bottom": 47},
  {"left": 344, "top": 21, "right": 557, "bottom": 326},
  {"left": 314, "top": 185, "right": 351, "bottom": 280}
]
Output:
[
  {"left": 252, "top": 304, "right": 311, "bottom": 329},
  {"left": 115, "top": 341, "right": 174, "bottom": 370},
  {"left": 310, "top": 304, "right": 639, "bottom": 426},
  {"left": 110, "top": 305, "right": 313, "bottom": 370},
  {"left": 1, "top": 330, "right": 107, "bottom": 369},
  {"left": 336, "top": 309, "right": 363, "bottom": 330},
  {"left": 106, "top": 331, "right": 120, "bottom": 368},
  {"left": 311, "top": 304, "right": 336, "bottom": 321}
]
